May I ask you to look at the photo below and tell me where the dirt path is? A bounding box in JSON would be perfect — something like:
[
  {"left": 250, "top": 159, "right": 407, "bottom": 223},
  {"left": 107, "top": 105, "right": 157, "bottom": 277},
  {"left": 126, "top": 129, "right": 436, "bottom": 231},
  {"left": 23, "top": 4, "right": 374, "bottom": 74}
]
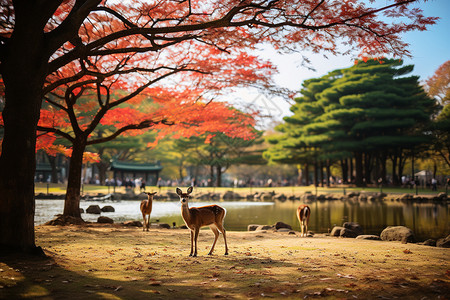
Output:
[{"left": 1, "top": 225, "right": 449, "bottom": 299}]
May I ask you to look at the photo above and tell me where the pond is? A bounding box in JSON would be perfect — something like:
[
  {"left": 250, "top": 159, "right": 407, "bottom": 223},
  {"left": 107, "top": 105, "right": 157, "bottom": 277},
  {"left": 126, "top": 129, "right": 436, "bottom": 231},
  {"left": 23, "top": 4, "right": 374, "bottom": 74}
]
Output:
[{"left": 35, "top": 199, "right": 450, "bottom": 241}]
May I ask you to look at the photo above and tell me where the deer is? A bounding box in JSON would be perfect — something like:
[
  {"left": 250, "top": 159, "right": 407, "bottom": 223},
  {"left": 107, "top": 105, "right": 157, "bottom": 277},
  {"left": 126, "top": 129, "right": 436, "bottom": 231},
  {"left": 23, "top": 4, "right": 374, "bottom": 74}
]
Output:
[
  {"left": 296, "top": 204, "right": 311, "bottom": 237},
  {"left": 140, "top": 192, "right": 157, "bottom": 231},
  {"left": 176, "top": 186, "right": 229, "bottom": 257}
]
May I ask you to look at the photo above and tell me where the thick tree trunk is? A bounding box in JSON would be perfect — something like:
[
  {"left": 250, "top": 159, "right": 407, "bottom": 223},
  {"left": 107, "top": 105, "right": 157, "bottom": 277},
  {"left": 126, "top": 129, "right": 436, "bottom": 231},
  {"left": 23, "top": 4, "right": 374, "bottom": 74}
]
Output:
[
  {"left": 340, "top": 159, "right": 348, "bottom": 184},
  {"left": 0, "top": 19, "right": 47, "bottom": 253},
  {"left": 63, "top": 138, "right": 87, "bottom": 219}
]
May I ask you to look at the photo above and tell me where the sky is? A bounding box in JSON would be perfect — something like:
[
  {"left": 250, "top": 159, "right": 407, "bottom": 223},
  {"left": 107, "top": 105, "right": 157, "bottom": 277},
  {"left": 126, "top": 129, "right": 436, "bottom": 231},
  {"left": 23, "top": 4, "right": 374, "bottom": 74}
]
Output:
[{"left": 233, "top": 0, "right": 450, "bottom": 129}]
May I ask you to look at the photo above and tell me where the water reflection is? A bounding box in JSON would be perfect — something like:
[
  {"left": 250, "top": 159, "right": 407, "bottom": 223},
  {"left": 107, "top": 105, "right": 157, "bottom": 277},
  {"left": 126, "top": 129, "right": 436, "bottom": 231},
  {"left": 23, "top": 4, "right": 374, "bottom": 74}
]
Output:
[{"left": 35, "top": 199, "right": 449, "bottom": 241}]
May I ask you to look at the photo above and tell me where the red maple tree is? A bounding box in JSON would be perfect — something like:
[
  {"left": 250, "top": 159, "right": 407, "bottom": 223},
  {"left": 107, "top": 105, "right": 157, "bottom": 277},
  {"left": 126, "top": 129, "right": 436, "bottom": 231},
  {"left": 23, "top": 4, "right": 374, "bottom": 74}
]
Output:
[{"left": 0, "top": 0, "right": 437, "bottom": 253}]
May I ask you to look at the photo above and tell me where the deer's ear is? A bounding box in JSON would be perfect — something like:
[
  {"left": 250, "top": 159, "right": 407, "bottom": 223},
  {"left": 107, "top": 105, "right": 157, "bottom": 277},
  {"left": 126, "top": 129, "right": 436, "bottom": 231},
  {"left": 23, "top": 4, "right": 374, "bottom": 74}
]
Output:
[
  {"left": 187, "top": 186, "right": 193, "bottom": 194},
  {"left": 151, "top": 192, "right": 157, "bottom": 195},
  {"left": 176, "top": 188, "right": 182, "bottom": 196}
]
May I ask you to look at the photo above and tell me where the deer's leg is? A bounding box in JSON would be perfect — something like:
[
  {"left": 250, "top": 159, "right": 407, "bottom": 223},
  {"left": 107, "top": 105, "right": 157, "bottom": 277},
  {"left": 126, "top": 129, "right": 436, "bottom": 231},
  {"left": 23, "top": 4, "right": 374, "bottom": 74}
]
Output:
[
  {"left": 208, "top": 225, "right": 219, "bottom": 255},
  {"left": 216, "top": 222, "right": 229, "bottom": 255},
  {"left": 142, "top": 213, "right": 146, "bottom": 231},
  {"left": 304, "top": 220, "right": 308, "bottom": 236},
  {"left": 146, "top": 214, "right": 150, "bottom": 231},
  {"left": 189, "top": 230, "right": 194, "bottom": 256},
  {"left": 193, "top": 228, "right": 199, "bottom": 257}
]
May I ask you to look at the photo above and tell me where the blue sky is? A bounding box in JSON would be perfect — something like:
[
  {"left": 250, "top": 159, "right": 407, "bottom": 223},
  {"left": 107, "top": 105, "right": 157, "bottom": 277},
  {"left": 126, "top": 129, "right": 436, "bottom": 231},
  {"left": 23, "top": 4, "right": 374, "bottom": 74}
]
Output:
[
  {"left": 270, "top": 0, "right": 450, "bottom": 90},
  {"left": 238, "top": 0, "right": 450, "bottom": 127}
]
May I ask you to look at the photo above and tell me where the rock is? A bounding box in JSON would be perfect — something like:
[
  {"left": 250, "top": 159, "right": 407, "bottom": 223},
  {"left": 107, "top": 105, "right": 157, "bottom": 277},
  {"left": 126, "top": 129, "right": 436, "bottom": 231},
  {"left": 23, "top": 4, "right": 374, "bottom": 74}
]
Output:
[
  {"left": 301, "top": 192, "right": 315, "bottom": 202},
  {"left": 275, "top": 221, "right": 292, "bottom": 230},
  {"left": 277, "top": 228, "right": 291, "bottom": 232},
  {"left": 45, "top": 215, "right": 85, "bottom": 226},
  {"left": 437, "top": 235, "right": 450, "bottom": 248},
  {"left": 400, "top": 194, "right": 414, "bottom": 201},
  {"left": 330, "top": 226, "right": 345, "bottom": 237},
  {"left": 420, "top": 239, "right": 436, "bottom": 246},
  {"left": 380, "top": 226, "right": 415, "bottom": 243},
  {"left": 356, "top": 235, "right": 381, "bottom": 241},
  {"left": 157, "top": 223, "right": 171, "bottom": 229},
  {"left": 101, "top": 205, "right": 115, "bottom": 212},
  {"left": 222, "top": 191, "right": 243, "bottom": 200},
  {"left": 180, "top": 225, "right": 188, "bottom": 229},
  {"left": 122, "top": 220, "right": 142, "bottom": 227},
  {"left": 97, "top": 216, "right": 114, "bottom": 224},
  {"left": 343, "top": 222, "right": 363, "bottom": 236},
  {"left": 248, "top": 224, "right": 260, "bottom": 231},
  {"left": 273, "top": 194, "right": 287, "bottom": 201},
  {"left": 340, "top": 228, "right": 359, "bottom": 238},
  {"left": 86, "top": 205, "right": 102, "bottom": 214},
  {"left": 437, "top": 192, "right": 448, "bottom": 200},
  {"left": 256, "top": 225, "right": 274, "bottom": 231}
]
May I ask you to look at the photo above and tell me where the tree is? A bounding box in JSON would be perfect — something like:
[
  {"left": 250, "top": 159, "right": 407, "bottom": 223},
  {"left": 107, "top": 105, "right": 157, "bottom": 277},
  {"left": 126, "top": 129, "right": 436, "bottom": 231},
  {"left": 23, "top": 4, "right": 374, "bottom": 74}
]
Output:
[
  {"left": 0, "top": 0, "right": 437, "bottom": 253},
  {"left": 427, "top": 61, "right": 450, "bottom": 168},
  {"left": 266, "top": 59, "right": 436, "bottom": 187}
]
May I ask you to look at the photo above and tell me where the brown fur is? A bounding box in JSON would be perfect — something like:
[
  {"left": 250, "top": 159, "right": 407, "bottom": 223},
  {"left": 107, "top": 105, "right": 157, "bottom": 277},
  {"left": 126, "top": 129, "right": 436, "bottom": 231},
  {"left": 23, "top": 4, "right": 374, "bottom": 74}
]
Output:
[
  {"left": 140, "top": 192, "right": 156, "bottom": 231},
  {"left": 296, "top": 204, "right": 311, "bottom": 237},
  {"left": 176, "top": 186, "right": 229, "bottom": 257}
]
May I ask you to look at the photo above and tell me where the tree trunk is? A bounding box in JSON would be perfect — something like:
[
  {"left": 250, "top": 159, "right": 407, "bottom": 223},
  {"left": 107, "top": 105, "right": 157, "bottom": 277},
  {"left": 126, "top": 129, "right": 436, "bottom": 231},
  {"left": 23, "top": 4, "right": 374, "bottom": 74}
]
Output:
[
  {"left": 391, "top": 154, "right": 399, "bottom": 185},
  {"left": 63, "top": 138, "right": 87, "bottom": 219},
  {"left": 326, "top": 160, "right": 331, "bottom": 187},
  {"left": 304, "top": 163, "right": 310, "bottom": 186},
  {"left": 340, "top": 159, "right": 348, "bottom": 183},
  {"left": 354, "top": 152, "right": 364, "bottom": 187},
  {"left": 46, "top": 153, "right": 59, "bottom": 183},
  {"left": 0, "top": 19, "right": 48, "bottom": 253},
  {"left": 216, "top": 165, "right": 222, "bottom": 187}
]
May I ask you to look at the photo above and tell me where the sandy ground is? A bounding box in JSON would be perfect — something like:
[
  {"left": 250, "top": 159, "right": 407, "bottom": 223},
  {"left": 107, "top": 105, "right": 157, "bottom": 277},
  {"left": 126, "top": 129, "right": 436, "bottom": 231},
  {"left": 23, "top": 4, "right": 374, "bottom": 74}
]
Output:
[{"left": 1, "top": 224, "right": 449, "bottom": 300}]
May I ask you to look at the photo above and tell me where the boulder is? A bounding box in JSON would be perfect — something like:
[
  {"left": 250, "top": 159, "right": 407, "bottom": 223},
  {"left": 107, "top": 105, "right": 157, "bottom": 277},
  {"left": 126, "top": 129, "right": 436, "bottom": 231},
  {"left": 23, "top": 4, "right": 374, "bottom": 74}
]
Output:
[
  {"left": 330, "top": 226, "right": 345, "bottom": 237},
  {"left": 86, "top": 205, "right": 102, "bottom": 214},
  {"left": 355, "top": 235, "right": 381, "bottom": 241},
  {"left": 97, "top": 216, "right": 114, "bottom": 224},
  {"left": 343, "top": 222, "right": 364, "bottom": 236},
  {"left": 437, "top": 192, "right": 448, "bottom": 200},
  {"left": 399, "top": 194, "right": 414, "bottom": 201},
  {"left": 157, "top": 223, "right": 171, "bottom": 229},
  {"left": 256, "top": 225, "right": 274, "bottom": 231},
  {"left": 101, "top": 205, "right": 115, "bottom": 212},
  {"left": 340, "top": 228, "right": 359, "bottom": 238},
  {"left": 248, "top": 224, "right": 260, "bottom": 231},
  {"left": 273, "top": 194, "right": 287, "bottom": 202},
  {"left": 380, "top": 226, "right": 415, "bottom": 243},
  {"left": 301, "top": 192, "right": 315, "bottom": 202},
  {"left": 420, "top": 239, "right": 436, "bottom": 247},
  {"left": 275, "top": 221, "right": 292, "bottom": 230},
  {"left": 437, "top": 235, "right": 450, "bottom": 248},
  {"left": 277, "top": 228, "right": 291, "bottom": 232},
  {"left": 222, "top": 191, "right": 243, "bottom": 200},
  {"left": 122, "top": 220, "right": 143, "bottom": 227}
]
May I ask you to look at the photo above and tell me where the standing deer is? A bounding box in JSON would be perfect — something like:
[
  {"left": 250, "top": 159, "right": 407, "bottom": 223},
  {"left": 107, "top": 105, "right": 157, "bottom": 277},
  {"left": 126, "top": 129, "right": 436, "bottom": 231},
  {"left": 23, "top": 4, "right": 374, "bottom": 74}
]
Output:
[
  {"left": 296, "top": 204, "right": 311, "bottom": 237},
  {"left": 140, "top": 192, "right": 157, "bottom": 231},
  {"left": 176, "top": 186, "right": 229, "bottom": 257}
]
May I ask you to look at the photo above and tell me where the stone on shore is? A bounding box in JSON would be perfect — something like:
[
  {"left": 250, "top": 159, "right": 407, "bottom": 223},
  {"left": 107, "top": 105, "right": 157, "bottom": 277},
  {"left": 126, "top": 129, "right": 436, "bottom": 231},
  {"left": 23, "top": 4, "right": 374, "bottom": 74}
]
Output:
[{"left": 380, "top": 226, "right": 415, "bottom": 243}]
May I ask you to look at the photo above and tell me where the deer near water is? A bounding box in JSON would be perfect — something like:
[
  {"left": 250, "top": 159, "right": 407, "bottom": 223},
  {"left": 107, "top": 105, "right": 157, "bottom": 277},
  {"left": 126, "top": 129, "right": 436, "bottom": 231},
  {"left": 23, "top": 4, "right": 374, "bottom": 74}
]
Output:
[
  {"left": 140, "top": 192, "right": 157, "bottom": 231},
  {"left": 297, "top": 204, "right": 311, "bottom": 237},
  {"left": 176, "top": 186, "right": 229, "bottom": 257}
]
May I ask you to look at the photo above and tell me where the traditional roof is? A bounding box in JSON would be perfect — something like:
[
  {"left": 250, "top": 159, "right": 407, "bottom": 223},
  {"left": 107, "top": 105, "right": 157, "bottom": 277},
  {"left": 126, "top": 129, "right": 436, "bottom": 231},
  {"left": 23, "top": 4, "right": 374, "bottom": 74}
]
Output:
[{"left": 110, "top": 160, "right": 162, "bottom": 172}]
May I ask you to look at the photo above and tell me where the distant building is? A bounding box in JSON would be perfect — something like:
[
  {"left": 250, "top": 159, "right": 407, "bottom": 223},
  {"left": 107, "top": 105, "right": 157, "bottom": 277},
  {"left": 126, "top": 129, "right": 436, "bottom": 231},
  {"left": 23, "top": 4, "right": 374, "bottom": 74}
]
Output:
[{"left": 110, "top": 160, "right": 163, "bottom": 186}]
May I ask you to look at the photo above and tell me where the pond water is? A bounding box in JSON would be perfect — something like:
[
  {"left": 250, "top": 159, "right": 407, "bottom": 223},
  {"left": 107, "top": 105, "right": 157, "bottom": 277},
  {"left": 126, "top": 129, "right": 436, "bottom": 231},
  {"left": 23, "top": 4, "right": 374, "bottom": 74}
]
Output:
[{"left": 35, "top": 199, "right": 450, "bottom": 241}]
